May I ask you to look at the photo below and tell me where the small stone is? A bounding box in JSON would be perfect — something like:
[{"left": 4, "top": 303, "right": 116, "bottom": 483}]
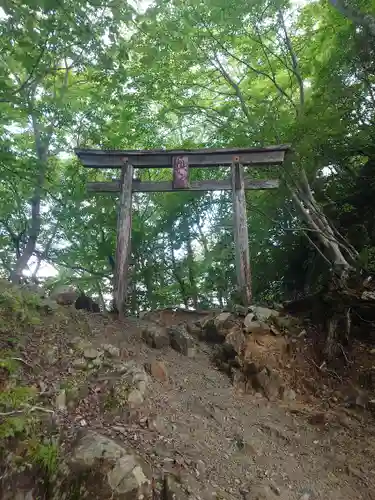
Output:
[
  {"left": 244, "top": 312, "right": 255, "bottom": 329},
  {"left": 142, "top": 325, "right": 170, "bottom": 349},
  {"left": 80, "top": 419, "right": 87, "bottom": 427},
  {"left": 269, "top": 481, "right": 281, "bottom": 496},
  {"left": 250, "top": 306, "right": 279, "bottom": 322},
  {"left": 232, "top": 304, "right": 248, "bottom": 316},
  {"left": 187, "top": 323, "right": 202, "bottom": 337},
  {"left": 45, "top": 346, "right": 59, "bottom": 365},
  {"left": 128, "top": 389, "right": 144, "bottom": 406},
  {"left": 50, "top": 285, "right": 78, "bottom": 305},
  {"left": 92, "top": 357, "right": 103, "bottom": 368},
  {"left": 72, "top": 358, "right": 87, "bottom": 369},
  {"left": 102, "top": 343, "right": 120, "bottom": 357},
  {"left": 283, "top": 389, "right": 296, "bottom": 402},
  {"left": 246, "top": 483, "right": 276, "bottom": 499},
  {"left": 113, "top": 426, "right": 126, "bottom": 434},
  {"left": 83, "top": 347, "right": 102, "bottom": 360},
  {"left": 196, "top": 459, "right": 206, "bottom": 478},
  {"left": 147, "top": 360, "right": 168, "bottom": 383},
  {"left": 308, "top": 412, "right": 329, "bottom": 425},
  {"left": 299, "top": 489, "right": 315, "bottom": 500},
  {"left": 252, "top": 367, "right": 282, "bottom": 399},
  {"left": 40, "top": 298, "right": 59, "bottom": 312},
  {"left": 224, "top": 327, "right": 246, "bottom": 356},
  {"left": 55, "top": 389, "right": 67, "bottom": 411}
]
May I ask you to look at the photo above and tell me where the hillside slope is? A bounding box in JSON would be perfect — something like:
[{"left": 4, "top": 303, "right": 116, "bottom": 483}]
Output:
[{"left": 0, "top": 281, "right": 375, "bottom": 500}]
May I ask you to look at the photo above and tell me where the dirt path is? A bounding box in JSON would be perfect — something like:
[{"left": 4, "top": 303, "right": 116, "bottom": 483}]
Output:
[{"left": 84, "top": 314, "right": 375, "bottom": 500}]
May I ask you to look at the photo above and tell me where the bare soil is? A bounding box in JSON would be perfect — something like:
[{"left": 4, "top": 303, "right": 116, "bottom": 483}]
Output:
[{"left": 3, "top": 306, "right": 375, "bottom": 500}]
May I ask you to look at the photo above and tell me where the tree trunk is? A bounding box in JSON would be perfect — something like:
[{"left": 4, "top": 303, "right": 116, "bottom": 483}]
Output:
[
  {"left": 169, "top": 234, "right": 188, "bottom": 308},
  {"left": 185, "top": 223, "right": 198, "bottom": 309},
  {"left": 11, "top": 113, "right": 48, "bottom": 284},
  {"left": 329, "top": 0, "right": 375, "bottom": 37},
  {"left": 96, "top": 282, "right": 107, "bottom": 312}
]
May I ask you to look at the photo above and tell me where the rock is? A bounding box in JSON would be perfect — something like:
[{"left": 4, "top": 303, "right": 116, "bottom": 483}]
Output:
[
  {"left": 168, "top": 326, "right": 195, "bottom": 356},
  {"left": 142, "top": 324, "right": 170, "bottom": 349},
  {"left": 272, "top": 315, "right": 300, "bottom": 333},
  {"left": 232, "top": 304, "right": 248, "bottom": 316},
  {"left": 244, "top": 312, "right": 255, "bottom": 329},
  {"left": 92, "top": 357, "right": 103, "bottom": 368},
  {"left": 111, "top": 362, "right": 149, "bottom": 408},
  {"left": 299, "top": 489, "right": 315, "bottom": 500},
  {"left": 83, "top": 347, "right": 102, "bottom": 360},
  {"left": 69, "top": 431, "right": 150, "bottom": 498},
  {"left": 72, "top": 358, "right": 87, "bottom": 369},
  {"left": 224, "top": 327, "right": 246, "bottom": 356},
  {"left": 282, "top": 389, "right": 296, "bottom": 402},
  {"left": 252, "top": 367, "right": 283, "bottom": 399},
  {"left": 163, "top": 473, "right": 190, "bottom": 500},
  {"left": 49, "top": 285, "right": 78, "bottom": 306},
  {"left": 203, "top": 312, "right": 236, "bottom": 342},
  {"left": 243, "top": 320, "right": 271, "bottom": 335},
  {"left": 308, "top": 412, "right": 329, "bottom": 425},
  {"left": 71, "top": 431, "right": 125, "bottom": 467},
  {"left": 186, "top": 323, "right": 202, "bottom": 337},
  {"left": 196, "top": 459, "right": 206, "bottom": 478},
  {"left": 75, "top": 293, "right": 100, "bottom": 313},
  {"left": 127, "top": 389, "right": 144, "bottom": 406},
  {"left": 242, "top": 333, "right": 288, "bottom": 373},
  {"left": 39, "top": 298, "right": 59, "bottom": 312},
  {"left": 113, "top": 425, "right": 127, "bottom": 434},
  {"left": 107, "top": 454, "right": 149, "bottom": 496},
  {"left": 245, "top": 483, "right": 278, "bottom": 499},
  {"left": 55, "top": 389, "right": 67, "bottom": 411},
  {"left": 146, "top": 360, "right": 168, "bottom": 383},
  {"left": 69, "top": 337, "right": 92, "bottom": 350},
  {"left": 250, "top": 306, "right": 279, "bottom": 322},
  {"left": 14, "top": 491, "right": 34, "bottom": 500},
  {"left": 102, "top": 343, "right": 120, "bottom": 357},
  {"left": 45, "top": 346, "right": 59, "bottom": 365},
  {"left": 345, "top": 387, "right": 369, "bottom": 408}
]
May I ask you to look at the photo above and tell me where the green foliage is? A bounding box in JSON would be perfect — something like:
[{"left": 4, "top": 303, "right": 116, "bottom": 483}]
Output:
[
  {"left": 26, "top": 438, "right": 60, "bottom": 476},
  {"left": 1, "top": 0, "right": 375, "bottom": 307},
  {"left": 0, "top": 281, "right": 41, "bottom": 327},
  {"left": 0, "top": 385, "right": 37, "bottom": 439},
  {"left": 0, "top": 355, "right": 20, "bottom": 375}
]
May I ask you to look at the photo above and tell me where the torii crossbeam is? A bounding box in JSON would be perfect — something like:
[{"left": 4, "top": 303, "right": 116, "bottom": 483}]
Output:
[{"left": 75, "top": 145, "right": 290, "bottom": 315}]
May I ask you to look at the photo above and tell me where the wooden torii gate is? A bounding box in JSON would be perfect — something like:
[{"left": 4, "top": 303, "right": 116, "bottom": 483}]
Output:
[{"left": 75, "top": 145, "right": 290, "bottom": 314}]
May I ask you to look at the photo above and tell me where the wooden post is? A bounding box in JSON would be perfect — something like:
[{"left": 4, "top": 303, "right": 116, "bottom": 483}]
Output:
[
  {"left": 231, "top": 159, "right": 252, "bottom": 306},
  {"left": 114, "top": 160, "right": 133, "bottom": 317},
  {"left": 172, "top": 155, "right": 189, "bottom": 188}
]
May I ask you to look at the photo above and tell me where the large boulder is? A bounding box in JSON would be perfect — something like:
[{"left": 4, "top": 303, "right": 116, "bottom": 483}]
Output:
[
  {"left": 224, "top": 327, "right": 246, "bottom": 357},
  {"left": 202, "top": 312, "right": 237, "bottom": 342},
  {"left": 243, "top": 319, "right": 271, "bottom": 335},
  {"left": 168, "top": 325, "right": 195, "bottom": 357},
  {"left": 68, "top": 431, "right": 150, "bottom": 499},
  {"left": 250, "top": 306, "right": 279, "bottom": 322},
  {"left": 49, "top": 285, "right": 78, "bottom": 306},
  {"left": 142, "top": 324, "right": 170, "bottom": 349},
  {"left": 251, "top": 367, "right": 283, "bottom": 400},
  {"left": 242, "top": 332, "right": 288, "bottom": 372}
]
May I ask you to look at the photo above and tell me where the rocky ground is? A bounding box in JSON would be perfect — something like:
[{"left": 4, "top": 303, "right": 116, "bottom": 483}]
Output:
[{"left": 1, "top": 281, "right": 375, "bottom": 499}]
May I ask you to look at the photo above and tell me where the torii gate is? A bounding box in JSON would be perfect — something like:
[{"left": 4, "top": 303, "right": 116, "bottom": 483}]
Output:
[{"left": 75, "top": 145, "right": 290, "bottom": 315}]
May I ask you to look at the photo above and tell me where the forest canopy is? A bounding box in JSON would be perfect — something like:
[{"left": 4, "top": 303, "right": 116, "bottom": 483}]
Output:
[{"left": 1, "top": 0, "right": 375, "bottom": 313}]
